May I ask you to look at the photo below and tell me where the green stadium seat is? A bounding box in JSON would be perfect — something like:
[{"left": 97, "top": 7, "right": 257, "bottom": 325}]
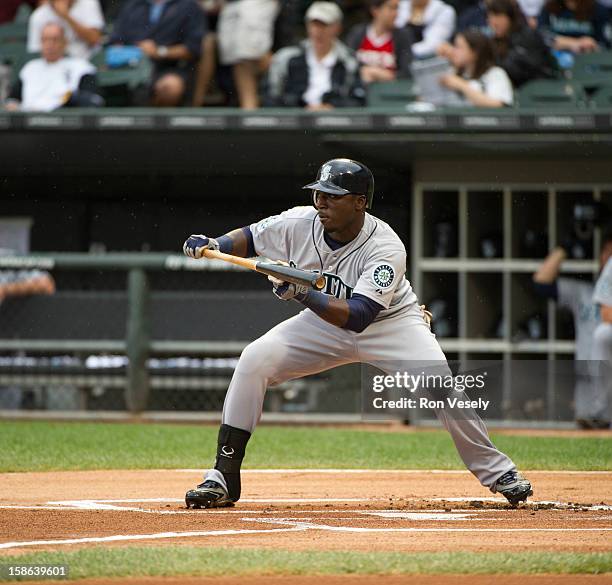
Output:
[
  {"left": 517, "top": 79, "right": 587, "bottom": 108},
  {"left": 570, "top": 51, "right": 612, "bottom": 89},
  {"left": 366, "top": 80, "right": 417, "bottom": 108},
  {"left": 93, "top": 53, "right": 153, "bottom": 106},
  {"left": 14, "top": 3, "right": 33, "bottom": 23},
  {"left": 0, "top": 21, "right": 28, "bottom": 43},
  {"left": 0, "top": 43, "right": 36, "bottom": 85},
  {"left": 589, "top": 85, "right": 612, "bottom": 108}
]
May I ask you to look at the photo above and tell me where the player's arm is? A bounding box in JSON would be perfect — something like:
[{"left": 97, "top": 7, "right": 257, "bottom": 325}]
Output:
[
  {"left": 183, "top": 227, "right": 255, "bottom": 258},
  {"left": 299, "top": 291, "right": 382, "bottom": 332},
  {"left": 271, "top": 280, "right": 383, "bottom": 332},
  {"left": 532, "top": 247, "right": 567, "bottom": 299},
  {"left": 533, "top": 247, "right": 566, "bottom": 284},
  {"left": 593, "top": 259, "right": 612, "bottom": 323}
]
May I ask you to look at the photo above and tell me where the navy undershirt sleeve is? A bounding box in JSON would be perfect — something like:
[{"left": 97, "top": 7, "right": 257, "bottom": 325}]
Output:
[
  {"left": 533, "top": 280, "right": 558, "bottom": 300},
  {"left": 297, "top": 291, "right": 383, "bottom": 333},
  {"left": 345, "top": 293, "right": 384, "bottom": 333},
  {"left": 217, "top": 226, "right": 255, "bottom": 257}
]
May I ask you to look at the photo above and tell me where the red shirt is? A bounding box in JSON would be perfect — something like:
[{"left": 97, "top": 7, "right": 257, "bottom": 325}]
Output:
[
  {"left": 0, "top": 0, "right": 37, "bottom": 24},
  {"left": 356, "top": 29, "right": 397, "bottom": 71}
]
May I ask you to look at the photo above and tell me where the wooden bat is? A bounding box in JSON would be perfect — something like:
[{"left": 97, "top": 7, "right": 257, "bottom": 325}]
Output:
[{"left": 202, "top": 249, "right": 326, "bottom": 291}]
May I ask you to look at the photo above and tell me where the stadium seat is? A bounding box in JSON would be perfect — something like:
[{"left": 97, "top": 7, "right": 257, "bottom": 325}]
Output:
[
  {"left": 0, "top": 43, "right": 36, "bottom": 85},
  {"left": 517, "top": 80, "right": 587, "bottom": 108},
  {"left": 590, "top": 85, "right": 612, "bottom": 108},
  {"left": 570, "top": 51, "right": 612, "bottom": 89},
  {"left": 14, "top": 3, "right": 33, "bottom": 23},
  {"left": 92, "top": 52, "right": 153, "bottom": 107},
  {"left": 366, "top": 80, "right": 418, "bottom": 108},
  {"left": 0, "top": 21, "right": 28, "bottom": 44}
]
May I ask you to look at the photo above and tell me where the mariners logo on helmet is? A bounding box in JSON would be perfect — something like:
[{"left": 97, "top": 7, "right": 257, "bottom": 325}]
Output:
[
  {"left": 303, "top": 158, "right": 375, "bottom": 208},
  {"left": 373, "top": 264, "right": 394, "bottom": 288},
  {"left": 320, "top": 164, "right": 333, "bottom": 182}
]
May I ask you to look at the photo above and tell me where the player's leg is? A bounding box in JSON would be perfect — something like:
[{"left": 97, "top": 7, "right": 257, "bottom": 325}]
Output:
[
  {"left": 186, "top": 310, "right": 356, "bottom": 508},
  {"left": 358, "top": 306, "right": 532, "bottom": 504},
  {"left": 588, "top": 322, "right": 612, "bottom": 427}
]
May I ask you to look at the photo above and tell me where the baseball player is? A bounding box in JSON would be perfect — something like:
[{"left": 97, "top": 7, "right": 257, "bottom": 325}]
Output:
[
  {"left": 591, "top": 257, "right": 612, "bottom": 426},
  {"left": 183, "top": 158, "right": 532, "bottom": 508},
  {"left": 533, "top": 226, "right": 612, "bottom": 429}
]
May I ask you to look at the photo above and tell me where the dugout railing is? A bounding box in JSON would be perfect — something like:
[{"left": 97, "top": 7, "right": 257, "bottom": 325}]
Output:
[
  {"left": 0, "top": 252, "right": 606, "bottom": 427},
  {"left": 0, "top": 253, "right": 345, "bottom": 419}
]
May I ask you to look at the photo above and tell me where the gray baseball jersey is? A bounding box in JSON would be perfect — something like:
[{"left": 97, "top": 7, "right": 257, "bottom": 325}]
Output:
[
  {"left": 557, "top": 277, "right": 599, "bottom": 361},
  {"left": 208, "top": 205, "right": 518, "bottom": 490},
  {"left": 250, "top": 206, "right": 419, "bottom": 319},
  {"left": 593, "top": 258, "right": 612, "bottom": 307},
  {"left": 592, "top": 259, "right": 612, "bottom": 421}
]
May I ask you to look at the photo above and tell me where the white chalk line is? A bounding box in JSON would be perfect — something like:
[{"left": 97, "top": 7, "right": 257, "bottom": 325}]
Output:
[
  {"left": 2, "top": 499, "right": 611, "bottom": 551},
  {"left": 1, "top": 496, "right": 610, "bottom": 514},
  {"left": 177, "top": 469, "right": 612, "bottom": 475},
  {"left": 2, "top": 516, "right": 611, "bottom": 551},
  {"left": 0, "top": 526, "right": 307, "bottom": 551},
  {"left": 241, "top": 517, "right": 612, "bottom": 534}
]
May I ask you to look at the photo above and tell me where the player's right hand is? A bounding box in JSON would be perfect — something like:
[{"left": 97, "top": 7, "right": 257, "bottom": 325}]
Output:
[
  {"left": 268, "top": 275, "right": 308, "bottom": 301},
  {"left": 183, "top": 235, "right": 220, "bottom": 259}
]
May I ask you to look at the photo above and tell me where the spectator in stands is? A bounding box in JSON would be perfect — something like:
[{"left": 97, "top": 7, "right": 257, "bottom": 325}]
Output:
[
  {"left": 487, "top": 0, "right": 557, "bottom": 86},
  {"left": 453, "top": 0, "right": 545, "bottom": 30},
  {"left": 109, "top": 0, "right": 207, "bottom": 107},
  {"left": 345, "top": 0, "right": 414, "bottom": 83},
  {"left": 533, "top": 226, "right": 612, "bottom": 429},
  {"left": 538, "top": 0, "right": 611, "bottom": 52},
  {"left": 216, "top": 0, "right": 279, "bottom": 109},
  {"left": 436, "top": 0, "right": 489, "bottom": 61},
  {"left": 27, "top": 0, "right": 105, "bottom": 60},
  {"left": 518, "top": 0, "right": 546, "bottom": 26},
  {"left": 0, "top": 0, "right": 38, "bottom": 24},
  {"left": 395, "top": 0, "right": 456, "bottom": 58},
  {"left": 99, "top": 0, "right": 123, "bottom": 20},
  {"left": 264, "top": 2, "right": 364, "bottom": 109},
  {"left": 455, "top": 0, "right": 490, "bottom": 33},
  {"left": 439, "top": 29, "right": 513, "bottom": 105},
  {"left": 192, "top": 0, "right": 222, "bottom": 106},
  {"left": 4, "top": 22, "right": 103, "bottom": 111}
]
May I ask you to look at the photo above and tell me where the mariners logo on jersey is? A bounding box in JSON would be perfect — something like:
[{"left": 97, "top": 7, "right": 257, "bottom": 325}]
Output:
[{"left": 373, "top": 264, "right": 395, "bottom": 288}]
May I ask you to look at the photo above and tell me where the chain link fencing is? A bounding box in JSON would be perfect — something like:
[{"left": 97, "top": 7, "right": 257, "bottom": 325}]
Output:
[{"left": 0, "top": 253, "right": 361, "bottom": 419}]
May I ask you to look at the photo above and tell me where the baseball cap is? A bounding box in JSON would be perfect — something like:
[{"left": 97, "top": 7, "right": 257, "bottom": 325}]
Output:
[{"left": 305, "top": 1, "right": 343, "bottom": 24}]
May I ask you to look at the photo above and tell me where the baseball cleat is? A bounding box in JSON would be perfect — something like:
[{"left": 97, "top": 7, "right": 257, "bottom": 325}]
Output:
[
  {"left": 493, "top": 470, "right": 533, "bottom": 506},
  {"left": 185, "top": 480, "right": 234, "bottom": 509}
]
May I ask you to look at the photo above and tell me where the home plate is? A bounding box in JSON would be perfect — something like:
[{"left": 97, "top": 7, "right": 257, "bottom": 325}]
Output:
[
  {"left": 427, "top": 497, "right": 612, "bottom": 511},
  {"left": 364, "top": 512, "right": 475, "bottom": 521}
]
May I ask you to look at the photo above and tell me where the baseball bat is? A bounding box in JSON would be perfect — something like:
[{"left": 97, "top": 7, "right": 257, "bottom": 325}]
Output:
[{"left": 202, "top": 249, "right": 326, "bottom": 291}]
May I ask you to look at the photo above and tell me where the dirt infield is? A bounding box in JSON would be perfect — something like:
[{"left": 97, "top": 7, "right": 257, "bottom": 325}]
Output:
[{"left": 1, "top": 469, "right": 611, "bottom": 558}]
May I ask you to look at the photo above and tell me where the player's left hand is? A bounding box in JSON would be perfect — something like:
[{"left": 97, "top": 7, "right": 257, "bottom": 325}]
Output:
[
  {"left": 183, "top": 234, "right": 220, "bottom": 259},
  {"left": 420, "top": 304, "right": 433, "bottom": 329},
  {"left": 269, "top": 275, "right": 308, "bottom": 301}
]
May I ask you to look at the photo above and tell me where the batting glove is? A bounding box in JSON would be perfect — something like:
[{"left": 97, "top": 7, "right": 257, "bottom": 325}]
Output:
[
  {"left": 183, "top": 234, "right": 220, "bottom": 259},
  {"left": 268, "top": 275, "right": 308, "bottom": 301}
]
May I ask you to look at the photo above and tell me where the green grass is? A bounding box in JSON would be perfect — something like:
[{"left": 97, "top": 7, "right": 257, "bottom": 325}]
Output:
[
  {"left": 1, "top": 548, "right": 610, "bottom": 580},
  {"left": 0, "top": 421, "right": 610, "bottom": 472}
]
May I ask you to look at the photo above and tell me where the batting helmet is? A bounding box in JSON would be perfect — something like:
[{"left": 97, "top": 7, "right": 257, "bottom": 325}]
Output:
[{"left": 303, "top": 158, "right": 375, "bottom": 209}]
